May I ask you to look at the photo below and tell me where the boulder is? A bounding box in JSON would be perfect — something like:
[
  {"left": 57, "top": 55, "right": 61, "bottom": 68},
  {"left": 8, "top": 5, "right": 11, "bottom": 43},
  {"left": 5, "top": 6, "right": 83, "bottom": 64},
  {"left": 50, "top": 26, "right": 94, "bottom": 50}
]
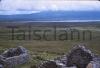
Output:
[
  {"left": 0, "top": 46, "right": 30, "bottom": 68},
  {"left": 66, "top": 45, "right": 93, "bottom": 68}
]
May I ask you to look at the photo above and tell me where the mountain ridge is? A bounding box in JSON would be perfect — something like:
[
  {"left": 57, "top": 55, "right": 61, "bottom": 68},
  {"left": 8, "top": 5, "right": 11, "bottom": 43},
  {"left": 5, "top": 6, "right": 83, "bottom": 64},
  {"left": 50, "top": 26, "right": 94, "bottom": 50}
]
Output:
[{"left": 0, "top": 11, "right": 100, "bottom": 21}]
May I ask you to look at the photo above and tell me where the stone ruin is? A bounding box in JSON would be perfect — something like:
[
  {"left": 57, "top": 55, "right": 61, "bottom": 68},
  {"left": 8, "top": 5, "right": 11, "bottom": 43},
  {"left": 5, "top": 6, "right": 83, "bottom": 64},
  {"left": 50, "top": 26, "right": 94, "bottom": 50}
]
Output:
[
  {"left": 37, "top": 45, "right": 100, "bottom": 68},
  {"left": 0, "top": 46, "right": 30, "bottom": 68}
]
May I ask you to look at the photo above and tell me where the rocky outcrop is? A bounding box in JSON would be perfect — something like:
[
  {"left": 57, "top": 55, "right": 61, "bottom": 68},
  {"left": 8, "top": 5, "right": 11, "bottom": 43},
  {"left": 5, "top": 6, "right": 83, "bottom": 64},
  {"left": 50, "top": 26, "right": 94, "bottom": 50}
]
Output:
[
  {"left": 37, "top": 45, "right": 100, "bottom": 68},
  {"left": 0, "top": 46, "right": 30, "bottom": 68},
  {"left": 66, "top": 45, "right": 93, "bottom": 68}
]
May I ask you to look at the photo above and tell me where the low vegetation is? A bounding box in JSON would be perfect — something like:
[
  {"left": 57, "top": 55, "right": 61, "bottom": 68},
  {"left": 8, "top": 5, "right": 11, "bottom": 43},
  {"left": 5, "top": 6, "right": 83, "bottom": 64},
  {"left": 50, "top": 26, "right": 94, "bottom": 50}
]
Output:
[{"left": 0, "top": 22, "right": 100, "bottom": 68}]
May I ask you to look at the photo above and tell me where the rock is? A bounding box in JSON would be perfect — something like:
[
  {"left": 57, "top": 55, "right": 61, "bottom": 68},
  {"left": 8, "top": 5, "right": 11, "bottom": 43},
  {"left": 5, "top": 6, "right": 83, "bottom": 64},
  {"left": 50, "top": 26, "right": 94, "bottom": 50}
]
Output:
[
  {"left": 86, "top": 63, "right": 93, "bottom": 68},
  {"left": 37, "top": 60, "right": 77, "bottom": 68},
  {"left": 38, "top": 61, "right": 58, "bottom": 68},
  {"left": 92, "top": 56, "right": 100, "bottom": 68},
  {"left": 54, "top": 55, "right": 67, "bottom": 64},
  {"left": 36, "top": 44, "right": 100, "bottom": 68},
  {"left": 0, "top": 65, "right": 3, "bottom": 68},
  {"left": 54, "top": 55, "right": 67, "bottom": 68},
  {"left": 54, "top": 45, "right": 94, "bottom": 68},
  {"left": 0, "top": 46, "right": 30, "bottom": 68},
  {"left": 66, "top": 45, "right": 93, "bottom": 68},
  {"left": 92, "top": 61, "right": 100, "bottom": 68},
  {"left": 86, "top": 58, "right": 100, "bottom": 68}
]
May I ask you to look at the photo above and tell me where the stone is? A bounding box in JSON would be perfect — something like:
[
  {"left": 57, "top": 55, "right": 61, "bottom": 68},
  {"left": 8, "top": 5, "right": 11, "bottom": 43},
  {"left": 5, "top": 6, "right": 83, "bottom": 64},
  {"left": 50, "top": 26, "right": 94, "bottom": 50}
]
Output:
[
  {"left": 0, "top": 65, "right": 3, "bottom": 68},
  {"left": 36, "top": 44, "right": 100, "bottom": 68},
  {"left": 54, "top": 55, "right": 67, "bottom": 68},
  {"left": 38, "top": 61, "right": 58, "bottom": 68},
  {"left": 86, "top": 63, "right": 93, "bottom": 68},
  {"left": 92, "top": 56, "right": 100, "bottom": 68},
  {"left": 66, "top": 45, "right": 93, "bottom": 68},
  {"left": 86, "top": 58, "right": 100, "bottom": 68},
  {"left": 0, "top": 46, "right": 30, "bottom": 68}
]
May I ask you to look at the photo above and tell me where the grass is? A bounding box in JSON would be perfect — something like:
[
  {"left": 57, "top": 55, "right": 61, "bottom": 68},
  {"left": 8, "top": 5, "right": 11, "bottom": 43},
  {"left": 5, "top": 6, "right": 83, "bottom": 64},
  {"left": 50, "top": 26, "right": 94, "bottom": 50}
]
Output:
[{"left": 0, "top": 25, "right": 100, "bottom": 68}]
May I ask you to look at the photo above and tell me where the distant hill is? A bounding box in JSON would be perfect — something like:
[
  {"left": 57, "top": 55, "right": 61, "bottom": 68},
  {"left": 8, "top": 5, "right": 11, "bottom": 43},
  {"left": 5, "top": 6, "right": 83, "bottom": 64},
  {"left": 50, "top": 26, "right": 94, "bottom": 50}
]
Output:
[{"left": 0, "top": 11, "right": 100, "bottom": 21}]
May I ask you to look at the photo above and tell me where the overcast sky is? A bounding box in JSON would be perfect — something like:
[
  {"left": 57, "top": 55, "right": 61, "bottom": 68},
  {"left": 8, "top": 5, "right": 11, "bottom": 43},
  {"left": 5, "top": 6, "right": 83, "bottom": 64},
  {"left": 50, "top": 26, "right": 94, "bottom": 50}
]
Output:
[{"left": 0, "top": 0, "right": 100, "bottom": 15}]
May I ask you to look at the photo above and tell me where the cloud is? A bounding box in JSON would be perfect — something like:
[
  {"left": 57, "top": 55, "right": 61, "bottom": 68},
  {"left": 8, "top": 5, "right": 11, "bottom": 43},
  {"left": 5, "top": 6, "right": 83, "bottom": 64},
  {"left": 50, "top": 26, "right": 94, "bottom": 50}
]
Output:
[
  {"left": 0, "top": 0, "right": 100, "bottom": 15},
  {"left": 0, "top": 10, "right": 40, "bottom": 15}
]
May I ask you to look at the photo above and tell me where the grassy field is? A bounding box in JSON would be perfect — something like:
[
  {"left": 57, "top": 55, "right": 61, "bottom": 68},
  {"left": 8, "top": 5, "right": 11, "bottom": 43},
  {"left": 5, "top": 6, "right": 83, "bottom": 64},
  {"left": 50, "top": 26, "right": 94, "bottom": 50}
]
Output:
[{"left": 0, "top": 23, "right": 100, "bottom": 68}]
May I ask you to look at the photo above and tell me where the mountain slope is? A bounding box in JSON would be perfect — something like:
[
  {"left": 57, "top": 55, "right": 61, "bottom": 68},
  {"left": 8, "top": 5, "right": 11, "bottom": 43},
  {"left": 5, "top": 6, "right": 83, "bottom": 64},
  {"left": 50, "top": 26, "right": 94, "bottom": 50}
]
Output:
[{"left": 0, "top": 11, "right": 100, "bottom": 21}]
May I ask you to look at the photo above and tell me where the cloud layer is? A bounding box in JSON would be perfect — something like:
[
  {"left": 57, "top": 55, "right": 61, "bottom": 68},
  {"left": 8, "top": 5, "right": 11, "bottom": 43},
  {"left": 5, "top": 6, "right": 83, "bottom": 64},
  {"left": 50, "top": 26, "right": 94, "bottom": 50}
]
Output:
[{"left": 0, "top": 0, "right": 100, "bottom": 15}]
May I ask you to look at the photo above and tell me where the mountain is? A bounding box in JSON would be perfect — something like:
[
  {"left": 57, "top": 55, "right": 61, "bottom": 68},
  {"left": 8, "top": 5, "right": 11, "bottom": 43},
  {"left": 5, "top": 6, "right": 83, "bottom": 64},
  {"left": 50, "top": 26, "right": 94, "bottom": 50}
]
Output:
[{"left": 0, "top": 11, "right": 100, "bottom": 21}]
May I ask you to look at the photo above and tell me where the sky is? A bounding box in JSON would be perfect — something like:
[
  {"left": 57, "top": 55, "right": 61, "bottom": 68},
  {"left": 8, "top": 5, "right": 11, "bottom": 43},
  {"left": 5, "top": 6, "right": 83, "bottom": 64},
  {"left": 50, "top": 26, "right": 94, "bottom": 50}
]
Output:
[{"left": 0, "top": 0, "right": 100, "bottom": 15}]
